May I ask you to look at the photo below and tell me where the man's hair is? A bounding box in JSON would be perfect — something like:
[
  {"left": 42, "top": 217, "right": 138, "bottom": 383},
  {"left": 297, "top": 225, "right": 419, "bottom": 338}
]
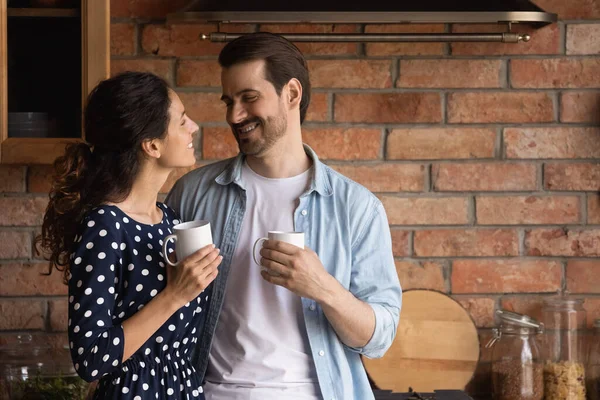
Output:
[{"left": 218, "top": 32, "right": 311, "bottom": 124}]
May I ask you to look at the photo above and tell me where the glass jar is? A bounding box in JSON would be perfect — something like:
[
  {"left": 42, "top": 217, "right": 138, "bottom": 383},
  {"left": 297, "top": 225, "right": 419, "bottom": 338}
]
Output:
[
  {"left": 587, "top": 319, "right": 600, "bottom": 400},
  {"left": 541, "top": 297, "right": 587, "bottom": 400},
  {"left": 0, "top": 334, "right": 88, "bottom": 400},
  {"left": 487, "top": 309, "right": 544, "bottom": 400}
]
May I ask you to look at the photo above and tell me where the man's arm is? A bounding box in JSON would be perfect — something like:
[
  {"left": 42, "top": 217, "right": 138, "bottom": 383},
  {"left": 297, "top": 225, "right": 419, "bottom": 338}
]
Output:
[{"left": 259, "top": 202, "right": 402, "bottom": 356}]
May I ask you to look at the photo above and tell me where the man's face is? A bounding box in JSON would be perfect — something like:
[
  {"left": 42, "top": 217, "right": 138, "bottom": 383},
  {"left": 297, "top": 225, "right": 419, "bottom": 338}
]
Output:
[{"left": 220, "top": 60, "right": 288, "bottom": 156}]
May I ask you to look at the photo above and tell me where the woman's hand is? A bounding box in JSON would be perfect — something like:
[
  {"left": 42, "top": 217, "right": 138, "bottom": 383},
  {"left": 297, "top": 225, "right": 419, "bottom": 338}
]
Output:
[{"left": 163, "top": 244, "right": 222, "bottom": 308}]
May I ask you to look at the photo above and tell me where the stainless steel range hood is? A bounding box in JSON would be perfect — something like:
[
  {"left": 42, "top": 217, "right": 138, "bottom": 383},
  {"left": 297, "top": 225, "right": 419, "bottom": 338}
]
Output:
[{"left": 167, "top": 0, "right": 558, "bottom": 43}]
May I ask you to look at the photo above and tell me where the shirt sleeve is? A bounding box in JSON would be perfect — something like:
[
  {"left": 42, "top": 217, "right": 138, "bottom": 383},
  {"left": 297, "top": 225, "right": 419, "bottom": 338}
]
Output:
[
  {"left": 346, "top": 202, "right": 402, "bottom": 359},
  {"left": 67, "top": 215, "right": 125, "bottom": 382}
]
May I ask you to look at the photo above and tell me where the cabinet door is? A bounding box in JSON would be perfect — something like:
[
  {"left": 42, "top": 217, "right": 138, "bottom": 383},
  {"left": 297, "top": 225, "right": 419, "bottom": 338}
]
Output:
[{"left": 0, "top": 0, "right": 109, "bottom": 164}]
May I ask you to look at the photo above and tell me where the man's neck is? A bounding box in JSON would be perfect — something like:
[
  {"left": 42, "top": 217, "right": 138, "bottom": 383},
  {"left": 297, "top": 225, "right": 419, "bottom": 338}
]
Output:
[{"left": 246, "top": 134, "right": 311, "bottom": 179}]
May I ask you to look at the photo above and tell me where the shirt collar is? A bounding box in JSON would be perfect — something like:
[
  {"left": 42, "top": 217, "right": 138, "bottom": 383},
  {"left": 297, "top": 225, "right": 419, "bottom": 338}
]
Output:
[{"left": 214, "top": 144, "right": 332, "bottom": 197}]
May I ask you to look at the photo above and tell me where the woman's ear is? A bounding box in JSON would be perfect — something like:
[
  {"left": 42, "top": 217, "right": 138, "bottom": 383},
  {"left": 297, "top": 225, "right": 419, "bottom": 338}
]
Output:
[
  {"left": 141, "top": 138, "right": 162, "bottom": 159},
  {"left": 287, "top": 78, "right": 302, "bottom": 109}
]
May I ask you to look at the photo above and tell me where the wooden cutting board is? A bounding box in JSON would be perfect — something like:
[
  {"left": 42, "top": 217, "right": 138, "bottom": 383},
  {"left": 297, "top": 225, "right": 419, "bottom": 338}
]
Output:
[{"left": 362, "top": 289, "right": 480, "bottom": 392}]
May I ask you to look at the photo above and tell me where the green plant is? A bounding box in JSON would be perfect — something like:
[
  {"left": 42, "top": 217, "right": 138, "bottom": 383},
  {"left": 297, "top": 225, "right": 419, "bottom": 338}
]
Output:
[{"left": 9, "top": 374, "right": 87, "bottom": 400}]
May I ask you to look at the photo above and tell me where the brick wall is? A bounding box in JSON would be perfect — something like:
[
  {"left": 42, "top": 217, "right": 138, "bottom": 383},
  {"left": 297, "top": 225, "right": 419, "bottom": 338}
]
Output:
[{"left": 1, "top": 0, "right": 600, "bottom": 396}]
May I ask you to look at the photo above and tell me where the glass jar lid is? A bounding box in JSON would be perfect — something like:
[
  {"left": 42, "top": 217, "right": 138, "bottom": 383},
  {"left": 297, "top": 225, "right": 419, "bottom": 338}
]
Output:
[{"left": 496, "top": 309, "right": 542, "bottom": 330}]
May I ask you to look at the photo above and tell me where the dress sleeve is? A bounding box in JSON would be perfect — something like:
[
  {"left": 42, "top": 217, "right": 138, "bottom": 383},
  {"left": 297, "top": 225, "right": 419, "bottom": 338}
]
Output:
[{"left": 67, "top": 213, "right": 125, "bottom": 382}]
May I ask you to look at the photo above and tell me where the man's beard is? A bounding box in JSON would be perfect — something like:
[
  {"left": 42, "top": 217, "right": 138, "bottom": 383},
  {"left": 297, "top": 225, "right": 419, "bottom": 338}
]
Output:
[{"left": 233, "top": 111, "right": 287, "bottom": 156}]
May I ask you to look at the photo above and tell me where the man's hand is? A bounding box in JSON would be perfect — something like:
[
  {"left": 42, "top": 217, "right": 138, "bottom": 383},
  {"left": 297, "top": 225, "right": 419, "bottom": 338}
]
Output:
[{"left": 258, "top": 239, "right": 336, "bottom": 302}]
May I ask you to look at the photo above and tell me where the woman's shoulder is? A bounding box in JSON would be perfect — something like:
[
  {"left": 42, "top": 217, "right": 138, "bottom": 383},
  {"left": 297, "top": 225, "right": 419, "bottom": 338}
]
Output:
[{"left": 157, "top": 202, "right": 182, "bottom": 225}]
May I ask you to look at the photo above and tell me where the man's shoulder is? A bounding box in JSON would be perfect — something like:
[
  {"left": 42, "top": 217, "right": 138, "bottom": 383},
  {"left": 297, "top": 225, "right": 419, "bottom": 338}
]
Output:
[
  {"left": 177, "top": 158, "right": 235, "bottom": 186},
  {"left": 320, "top": 162, "right": 380, "bottom": 204}
]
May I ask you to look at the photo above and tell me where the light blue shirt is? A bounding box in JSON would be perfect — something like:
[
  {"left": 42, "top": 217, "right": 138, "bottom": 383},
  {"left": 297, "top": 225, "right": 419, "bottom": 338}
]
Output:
[{"left": 165, "top": 145, "right": 402, "bottom": 400}]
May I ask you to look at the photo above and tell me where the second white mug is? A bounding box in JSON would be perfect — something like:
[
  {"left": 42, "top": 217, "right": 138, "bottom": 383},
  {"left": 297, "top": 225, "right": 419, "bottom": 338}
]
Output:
[{"left": 253, "top": 231, "right": 305, "bottom": 267}]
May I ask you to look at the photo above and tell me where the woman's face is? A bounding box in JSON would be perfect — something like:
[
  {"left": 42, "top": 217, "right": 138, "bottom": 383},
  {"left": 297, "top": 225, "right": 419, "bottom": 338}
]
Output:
[{"left": 156, "top": 90, "right": 199, "bottom": 168}]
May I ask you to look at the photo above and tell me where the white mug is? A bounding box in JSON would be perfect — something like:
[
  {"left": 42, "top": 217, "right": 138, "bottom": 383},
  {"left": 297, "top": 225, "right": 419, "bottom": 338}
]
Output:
[
  {"left": 162, "top": 220, "right": 213, "bottom": 267},
  {"left": 253, "top": 231, "right": 305, "bottom": 267}
]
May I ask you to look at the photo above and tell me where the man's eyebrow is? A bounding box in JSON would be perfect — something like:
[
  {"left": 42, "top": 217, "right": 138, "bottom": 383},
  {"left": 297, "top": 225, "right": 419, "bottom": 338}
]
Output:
[{"left": 220, "top": 89, "right": 259, "bottom": 102}]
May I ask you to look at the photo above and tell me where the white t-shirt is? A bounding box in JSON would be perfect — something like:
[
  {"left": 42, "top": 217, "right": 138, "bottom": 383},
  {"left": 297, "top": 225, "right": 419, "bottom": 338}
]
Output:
[{"left": 204, "top": 161, "right": 321, "bottom": 400}]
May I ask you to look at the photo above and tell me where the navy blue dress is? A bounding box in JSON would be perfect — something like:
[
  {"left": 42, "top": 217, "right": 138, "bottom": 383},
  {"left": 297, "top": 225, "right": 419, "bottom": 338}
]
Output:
[{"left": 67, "top": 203, "right": 209, "bottom": 399}]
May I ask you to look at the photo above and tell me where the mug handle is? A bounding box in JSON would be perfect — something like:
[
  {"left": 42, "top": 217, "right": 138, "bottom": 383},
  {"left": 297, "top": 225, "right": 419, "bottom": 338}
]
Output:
[
  {"left": 163, "top": 234, "right": 178, "bottom": 267},
  {"left": 252, "top": 237, "right": 268, "bottom": 265}
]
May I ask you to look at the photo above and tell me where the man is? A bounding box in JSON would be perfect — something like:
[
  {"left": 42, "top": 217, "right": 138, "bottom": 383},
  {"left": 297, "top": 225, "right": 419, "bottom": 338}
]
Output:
[{"left": 165, "top": 32, "right": 402, "bottom": 400}]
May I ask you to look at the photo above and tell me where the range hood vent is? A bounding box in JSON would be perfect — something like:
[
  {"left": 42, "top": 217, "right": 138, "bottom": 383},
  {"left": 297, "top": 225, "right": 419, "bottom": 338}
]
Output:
[
  {"left": 167, "top": 0, "right": 557, "bottom": 43},
  {"left": 168, "top": 0, "right": 557, "bottom": 26}
]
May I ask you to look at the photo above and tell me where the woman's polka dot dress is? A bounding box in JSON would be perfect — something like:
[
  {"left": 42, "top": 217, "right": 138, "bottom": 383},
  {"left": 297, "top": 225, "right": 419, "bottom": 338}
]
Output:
[{"left": 67, "top": 203, "right": 210, "bottom": 399}]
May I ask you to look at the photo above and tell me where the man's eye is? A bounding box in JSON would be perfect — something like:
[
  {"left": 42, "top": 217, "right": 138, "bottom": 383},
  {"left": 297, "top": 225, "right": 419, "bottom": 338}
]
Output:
[{"left": 244, "top": 96, "right": 258, "bottom": 102}]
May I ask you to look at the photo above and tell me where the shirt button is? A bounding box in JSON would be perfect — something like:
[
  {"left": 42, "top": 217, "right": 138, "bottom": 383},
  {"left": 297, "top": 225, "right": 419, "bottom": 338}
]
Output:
[
  {"left": 319, "top": 350, "right": 325, "bottom": 356},
  {"left": 301, "top": 210, "right": 307, "bottom": 216},
  {"left": 309, "top": 304, "right": 316, "bottom": 311}
]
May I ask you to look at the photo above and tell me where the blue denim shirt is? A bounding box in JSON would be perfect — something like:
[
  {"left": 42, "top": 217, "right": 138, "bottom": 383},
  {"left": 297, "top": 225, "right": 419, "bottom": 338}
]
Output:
[{"left": 165, "top": 145, "right": 402, "bottom": 400}]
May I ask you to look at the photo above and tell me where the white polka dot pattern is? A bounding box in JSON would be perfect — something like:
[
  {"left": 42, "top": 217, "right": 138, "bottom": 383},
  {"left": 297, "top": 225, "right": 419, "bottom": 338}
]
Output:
[{"left": 68, "top": 203, "right": 208, "bottom": 398}]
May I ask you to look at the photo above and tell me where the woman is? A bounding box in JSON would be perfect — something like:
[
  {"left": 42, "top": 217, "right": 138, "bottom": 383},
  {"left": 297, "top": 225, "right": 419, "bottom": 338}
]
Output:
[{"left": 38, "top": 71, "right": 222, "bottom": 399}]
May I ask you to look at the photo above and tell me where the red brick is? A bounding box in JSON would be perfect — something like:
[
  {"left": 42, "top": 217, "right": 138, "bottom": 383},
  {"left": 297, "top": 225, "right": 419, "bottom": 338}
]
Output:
[
  {"left": 451, "top": 24, "right": 560, "bottom": 55},
  {"left": 330, "top": 164, "right": 425, "bottom": 193},
  {"left": 455, "top": 297, "right": 496, "bottom": 328},
  {"left": 260, "top": 24, "right": 358, "bottom": 56},
  {"left": 111, "top": 59, "right": 173, "bottom": 84},
  {"left": 0, "top": 197, "right": 48, "bottom": 226},
  {"left": 476, "top": 196, "right": 581, "bottom": 225},
  {"left": 111, "top": 0, "right": 191, "bottom": 18},
  {"left": 395, "top": 261, "right": 446, "bottom": 291},
  {"left": 305, "top": 93, "right": 328, "bottom": 122},
  {"left": 365, "top": 24, "right": 446, "bottom": 56},
  {"left": 380, "top": 196, "right": 469, "bottom": 225},
  {"left": 335, "top": 93, "right": 441, "bottom": 123},
  {"left": 453, "top": 259, "right": 562, "bottom": 294},
  {"left": 511, "top": 58, "right": 600, "bottom": 88},
  {"left": 567, "top": 261, "right": 600, "bottom": 293},
  {"left": 561, "top": 92, "right": 600, "bottom": 123},
  {"left": 532, "top": 0, "right": 600, "bottom": 20},
  {"left": 545, "top": 163, "right": 600, "bottom": 191},
  {"left": 0, "top": 231, "right": 31, "bottom": 259},
  {"left": 110, "top": 23, "right": 135, "bottom": 56},
  {"left": 176, "top": 60, "right": 221, "bottom": 87},
  {"left": 308, "top": 60, "right": 392, "bottom": 89},
  {"left": 500, "top": 296, "right": 548, "bottom": 323},
  {"left": 414, "top": 229, "right": 519, "bottom": 257},
  {"left": 0, "top": 300, "right": 44, "bottom": 330},
  {"left": 505, "top": 128, "right": 600, "bottom": 159},
  {"left": 27, "top": 165, "right": 53, "bottom": 193},
  {"left": 0, "top": 263, "right": 67, "bottom": 295},
  {"left": 567, "top": 24, "right": 600, "bottom": 55},
  {"left": 390, "top": 230, "right": 411, "bottom": 257},
  {"left": 49, "top": 298, "right": 68, "bottom": 332},
  {"left": 141, "top": 24, "right": 254, "bottom": 57},
  {"left": 160, "top": 165, "right": 202, "bottom": 194},
  {"left": 583, "top": 298, "right": 600, "bottom": 328},
  {"left": 589, "top": 194, "right": 600, "bottom": 224},
  {"left": 525, "top": 228, "right": 600, "bottom": 257},
  {"left": 387, "top": 128, "right": 496, "bottom": 160},
  {"left": 202, "top": 127, "right": 238, "bottom": 160},
  {"left": 448, "top": 92, "right": 554, "bottom": 123},
  {"left": 433, "top": 163, "right": 537, "bottom": 192},
  {"left": 397, "top": 60, "right": 504, "bottom": 88},
  {"left": 0, "top": 166, "right": 25, "bottom": 192},
  {"left": 176, "top": 92, "right": 224, "bottom": 122},
  {"left": 302, "top": 128, "right": 382, "bottom": 160}
]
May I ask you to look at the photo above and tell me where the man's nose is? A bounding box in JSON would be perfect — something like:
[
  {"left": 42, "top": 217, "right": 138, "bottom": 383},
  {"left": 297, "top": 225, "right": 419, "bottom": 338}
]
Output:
[{"left": 228, "top": 103, "right": 248, "bottom": 125}]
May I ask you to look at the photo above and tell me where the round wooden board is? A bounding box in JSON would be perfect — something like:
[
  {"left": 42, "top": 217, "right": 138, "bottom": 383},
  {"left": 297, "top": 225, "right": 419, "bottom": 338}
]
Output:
[{"left": 362, "top": 289, "right": 480, "bottom": 392}]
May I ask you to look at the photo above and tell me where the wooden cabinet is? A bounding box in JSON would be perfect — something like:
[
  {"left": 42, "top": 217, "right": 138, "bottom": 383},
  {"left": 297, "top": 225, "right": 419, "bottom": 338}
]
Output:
[{"left": 0, "top": 0, "right": 109, "bottom": 164}]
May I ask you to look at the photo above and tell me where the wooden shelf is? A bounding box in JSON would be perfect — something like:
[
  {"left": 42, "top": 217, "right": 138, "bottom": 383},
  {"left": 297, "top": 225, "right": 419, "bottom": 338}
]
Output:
[{"left": 7, "top": 7, "right": 78, "bottom": 18}]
